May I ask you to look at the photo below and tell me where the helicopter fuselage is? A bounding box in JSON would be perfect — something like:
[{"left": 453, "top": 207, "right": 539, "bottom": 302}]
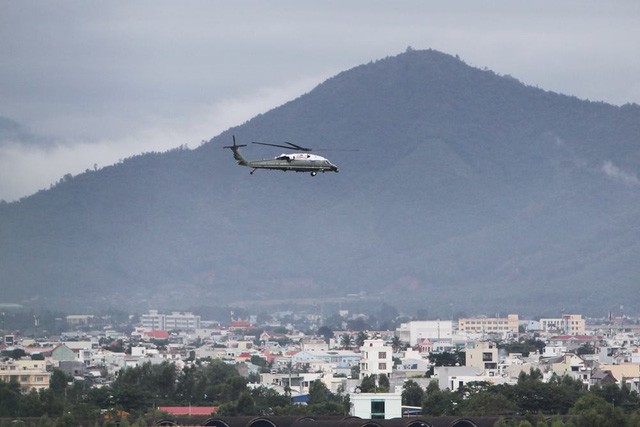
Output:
[{"left": 225, "top": 138, "right": 339, "bottom": 176}]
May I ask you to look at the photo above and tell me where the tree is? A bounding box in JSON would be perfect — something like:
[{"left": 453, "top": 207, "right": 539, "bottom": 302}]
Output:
[
  {"left": 391, "top": 335, "right": 405, "bottom": 353},
  {"left": 235, "top": 391, "right": 256, "bottom": 415},
  {"left": 359, "top": 375, "right": 377, "bottom": 393},
  {"left": 340, "top": 333, "right": 354, "bottom": 350},
  {"left": 569, "top": 393, "right": 626, "bottom": 426},
  {"left": 0, "top": 381, "right": 21, "bottom": 417},
  {"left": 458, "top": 391, "right": 517, "bottom": 416},
  {"left": 576, "top": 343, "right": 595, "bottom": 355},
  {"left": 308, "top": 380, "right": 330, "bottom": 405},
  {"left": 429, "top": 350, "right": 465, "bottom": 367},
  {"left": 378, "top": 374, "right": 390, "bottom": 392},
  {"left": 317, "top": 326, "right": 334, "bottom": 343},
  {"left": 592, "top": 382, "right": 640, "bottom": 412},
  {"left": 402, "top": 380, "right": 424, "bottom": 406},
  {"left": 422, "top": 387, "right": 460, "bottom": 416},
  {"left": 355, "top": 331, "right": 369, "bottom": 348},
  {"left": 49, "top": 369, "right": 71, "bottom": 396}
]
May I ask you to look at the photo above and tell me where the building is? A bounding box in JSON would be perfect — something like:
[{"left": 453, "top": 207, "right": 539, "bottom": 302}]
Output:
[
  {"left": 350, "top": 392, "right": 402, "bottom": 420},
  {"left": 0, "top": 359, "right": 50, "bottom": 391},
  {"left": 465, "top": 341, "right": 499, "bottom": 372},
  {"left": 140, "top": 310, "right": 201, "bottom": 331},
  {"left": 458, "top": 314, "right": 519, "bottom": 336},
  {"left": 540, "top": 314, "right": 585, "bottom": 335},
  {"left": 396, "top": 320, "right": 453, "bottom": 346},
  {"left": 141, "top": 310, "right": 165, "bottom": 330},
  {"left": 165, "top": 312, "right": 201, "bottom": 330},
  {"left": 359, "top": 339, "right": 393, "bottom": 379}
]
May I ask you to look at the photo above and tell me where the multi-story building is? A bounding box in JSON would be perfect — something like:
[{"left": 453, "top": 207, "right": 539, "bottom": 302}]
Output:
[
  {"left": 465, "top": 340, "right": 499, "bottom": 372},
  {"left": 0, "top": 359, "right": 50, "bottom": 391},
  {"left": 350, "top": 392, "right": 402, "bottom": 420},
  {"left": 458, "top": 314, "right": 519, "bottom": 336},
  {"left": 359, "top": 339, "right": 392, "bottom": 379},
  {"left": 165, "top": 312, "right": 200, "bottom": 330},
  {"left": 140, "top": 310, "right": 201, "bottom": 331},
  {"left": 140, "top": 310, "right": 165, "bottom": 330},
  {"left": 540, "top": 314, "right": 585, "bottom": 335},
  {"left": 396, "top": 320, "right": 453, "bottom": 346}
]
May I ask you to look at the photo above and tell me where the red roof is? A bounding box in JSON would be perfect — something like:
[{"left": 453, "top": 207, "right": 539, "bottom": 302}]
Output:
[
  {"left": 230, "top": 320, "right": 252, "bottom": 328},
  {"left": 158, "top": 407, "right": 218, "bottom": 416},
  {"left": 145, "top": 330, "right": 170, "bottom": 339}
]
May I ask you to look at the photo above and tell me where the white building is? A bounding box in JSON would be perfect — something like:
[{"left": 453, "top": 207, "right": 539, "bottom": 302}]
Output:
[
  {"left": 458, "top": 314, "right": 519, "bottom": 337},
  {"left": 396, "top": 320, "right": 453, "bottom": 346},
  {"left": 0, "top": 359, "right": 50, "bottom": 391},
  {"left": 540, "top": 314, "right": 585, "bottom": 336},
  {"left": 350, "top": 392, "right": 402, "bottom": 420},
  {"left": 465, "top": 341, "right": 499, "bottom": 373},
  {"left": 140, "top": 310, "right": 201, "bottom": 331},
  {"left": 359, "top": 339, "right": 392, "bottom": 379}
]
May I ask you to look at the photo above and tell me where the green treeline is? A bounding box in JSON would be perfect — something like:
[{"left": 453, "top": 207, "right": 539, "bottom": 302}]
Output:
[
  {"left": 0, "top": 360, "right": 349, "bottom": 425},
  {"left": 3, "top": 364, "right": 640, "bottom": 426},
  {"left": 403, "top": 370, "right": 640, "bottom": 426}
]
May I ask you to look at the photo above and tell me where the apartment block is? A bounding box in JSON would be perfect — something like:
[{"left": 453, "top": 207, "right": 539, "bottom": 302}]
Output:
[
  {"left": 0, "top": 359, "right": 51, "bottom": 391},
  {"left": 396, "top": 320, "right": 453, "bottom": 346},
  {"left": 540, "top": 314, "right": 585, "bottom": 335},
  {"left": 458, "top": 314, "right": 519, "bottom": 336},
  {"left": 465, "top": 341, "right": 499, "bottom": 372},
  {"left": 359, "top": 339, "right": 393, "bottom": 379},
  {"left": 140, "top": 310, "right": 201, "bottom": 331}
]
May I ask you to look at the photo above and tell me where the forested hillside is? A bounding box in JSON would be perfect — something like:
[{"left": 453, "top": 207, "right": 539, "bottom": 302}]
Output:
[{"left": 1, "top": 49, "right": 639, "bottom": 316}]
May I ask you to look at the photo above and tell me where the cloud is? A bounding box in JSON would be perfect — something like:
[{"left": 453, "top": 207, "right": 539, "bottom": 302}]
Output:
[
  {"left": 0, "top": 75, "right": 325, "bottom": 202},
  {"left": 602, "top": 160, "right": 640, "bottom": 186},
  {"left": 1, "top": 1, "right": 639, "bottom": 201}
]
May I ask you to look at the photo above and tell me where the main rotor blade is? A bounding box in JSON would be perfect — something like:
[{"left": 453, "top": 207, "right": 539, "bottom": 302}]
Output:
[
  {"left": 252, "top": 141, "right": 312, "bottom": 152},
  {"left": 312, "top": 148, "right": 360, "bottom": 152}
]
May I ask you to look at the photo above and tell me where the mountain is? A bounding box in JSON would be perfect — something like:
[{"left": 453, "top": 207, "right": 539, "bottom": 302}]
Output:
[{"left": 1, "top": 49, "right": 639, "bottom": 317}]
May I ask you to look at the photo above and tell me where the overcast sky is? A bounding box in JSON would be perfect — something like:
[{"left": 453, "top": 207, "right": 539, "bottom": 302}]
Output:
[{"left": 1, "top": 1, "right": 639, "bottom": 201}]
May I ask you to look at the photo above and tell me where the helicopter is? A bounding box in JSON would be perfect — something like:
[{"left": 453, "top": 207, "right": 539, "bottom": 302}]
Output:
[{"left": 224, "top": 135, "right": 339, "bottom": 176}]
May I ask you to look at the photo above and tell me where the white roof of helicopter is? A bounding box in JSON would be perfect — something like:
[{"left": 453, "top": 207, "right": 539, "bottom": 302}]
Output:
[{"left": 278, "top": 152, "right": 329, "bottom": 161}]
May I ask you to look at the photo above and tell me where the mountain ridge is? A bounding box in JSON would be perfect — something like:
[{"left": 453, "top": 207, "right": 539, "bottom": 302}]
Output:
[{"left": 1, "top": 49, "right": 639, "bottom": 317}]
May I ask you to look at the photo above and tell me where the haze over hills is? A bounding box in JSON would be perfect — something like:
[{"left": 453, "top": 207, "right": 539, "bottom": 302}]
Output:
[{"left": 1, "top": 49, "right": 639, "bottom": 317}]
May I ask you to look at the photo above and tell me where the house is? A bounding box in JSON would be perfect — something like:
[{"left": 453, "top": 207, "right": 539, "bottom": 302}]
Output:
[
  {"left": 301, "top": 338, "right": 329, "bottom": 352},
  {"left": 350, "top": 392, "right": 402, "bottom": 420},
  {"left": 0, "top": 359, "right": 50, "bottom": 391},
  {"left": 158, "top": 407, "right": 218, "bottom": 417},
  {"left": 465, "top": 341, "right": 498, "bottom": 373},
  {"left": 58, "top": 360, "right": 86, "bottom": 379},
  {"left": 51, "top": 344, "right": 77, "bottom": 362},
  {"left": 544, "top": 335, "right": 602, "bottom": 357},
  {"left": 547, "top": 353, "right": 590, "bottom": 386},
  {"left": 396, "top": 320, "right": 453, "bottom": 346},
  {"left": 396, "top": 349, "right": 430, "bottom": 377},
  {"left": 141, "top": 311, "right": 201, "bottom": 331},
  {"left": 359, "top": 339, "right": 392, "bottom": 379},
  {"left": 590, "top": 369, "right": 618, "bottom": 389},
  {"left": 433, "top": 366, "right": 482, "bottom": 391},
  {"left": 458, "top": 314, "right": 519, "bottom": 337},
  {"left": 598, "top": 363, "right": 640, "bottom": 391},
  {"left": 540, "top": 314, "right": 586, "bottom": 336}
]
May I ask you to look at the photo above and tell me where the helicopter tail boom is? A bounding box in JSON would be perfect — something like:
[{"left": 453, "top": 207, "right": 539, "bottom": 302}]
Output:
[{"left": 224, "top": 136, "right": 249, "bottom": 166}]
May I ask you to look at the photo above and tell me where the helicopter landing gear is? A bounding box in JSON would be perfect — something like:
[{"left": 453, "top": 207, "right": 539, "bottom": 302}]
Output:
[
  {"left": 310, "top": 171, "right": 317, "bottom": 177},
  {"left": 250, "top": 168, "right": 257, "bottom": 175}
]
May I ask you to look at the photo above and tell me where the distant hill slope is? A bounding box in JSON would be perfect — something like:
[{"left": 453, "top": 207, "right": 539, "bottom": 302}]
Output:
[{"left": 1, "top": 49, "right": 639, "bottom": 317}]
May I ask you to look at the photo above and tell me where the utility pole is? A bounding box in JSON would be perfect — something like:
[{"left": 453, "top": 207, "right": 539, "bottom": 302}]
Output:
[{"left": 34, "top": 315, "right": 39, "bottom": 341}]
